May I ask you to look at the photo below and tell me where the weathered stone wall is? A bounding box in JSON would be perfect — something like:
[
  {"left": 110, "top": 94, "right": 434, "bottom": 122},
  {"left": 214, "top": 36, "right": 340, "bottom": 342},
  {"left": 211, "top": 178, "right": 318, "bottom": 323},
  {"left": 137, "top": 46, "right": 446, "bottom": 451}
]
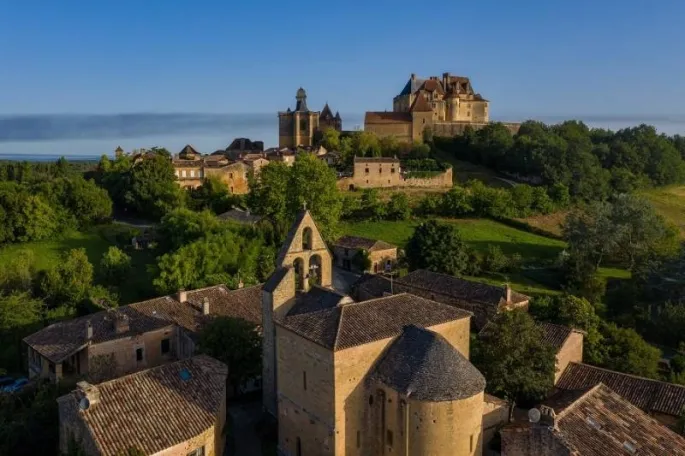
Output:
[
  {"left": 277, "top": 327, "right": 336, "bottom": 456},
  {"left": 87, "top": 326, "right": 177, "bottom": 380},
  {"left": 57, "top": 396, "right": 100, "bottom": 456},
  {"left": 365, "top": 121, "right": 412, "bottom": 143},
  {"left": 402, "top": 168, "right": 453, "bottom": 188},
  {"left": 482, "top": 396, "right": 509, "bottom": 449},
  {"left": 157, "top": 427, "right": 218, "bottom": 456},
  {"left": 203, "top": 162, "right": 249, "bottom": 194},
  {"left": 332, "top": 246, "right": 397, "bottom": 274},
  {"left": 554, "top": 331, "right": 583, "bottom": 384},
  {"left": 433, "top": 121, "right": 521, "bottom": 137}
]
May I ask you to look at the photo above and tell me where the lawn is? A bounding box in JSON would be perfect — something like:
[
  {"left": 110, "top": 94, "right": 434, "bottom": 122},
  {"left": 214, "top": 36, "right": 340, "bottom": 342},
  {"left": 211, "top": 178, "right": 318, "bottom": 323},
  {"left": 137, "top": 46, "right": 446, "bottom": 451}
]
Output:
[
  {"left": 0, "top": 224, "right": 158, "bottom": 304},
  {"left": 340, "top": 218, "right": 566, "bottom": 260},
  {"left": 641, "top": 186, "right": 685, "bottom": 236}
]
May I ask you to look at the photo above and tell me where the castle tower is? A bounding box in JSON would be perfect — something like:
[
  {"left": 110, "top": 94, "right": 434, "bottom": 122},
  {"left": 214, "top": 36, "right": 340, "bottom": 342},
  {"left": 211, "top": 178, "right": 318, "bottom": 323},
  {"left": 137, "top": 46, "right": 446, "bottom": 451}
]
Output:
[
  {"left": 278, "top": 88, "right": 320, "bottom": 148},
  {"left": 261, "top": 209, "right": 333, "bottom": 415}
]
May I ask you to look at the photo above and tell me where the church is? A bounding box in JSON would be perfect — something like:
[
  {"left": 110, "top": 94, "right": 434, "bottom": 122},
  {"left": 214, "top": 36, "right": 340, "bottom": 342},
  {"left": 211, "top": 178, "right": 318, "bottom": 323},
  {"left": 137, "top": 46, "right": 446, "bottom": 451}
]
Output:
[
  {"left": 261, "top": 209, "right": 489, "bottom": 456},
  {"left": 278, "top": 88, "right": 342, "bottom": 148}
]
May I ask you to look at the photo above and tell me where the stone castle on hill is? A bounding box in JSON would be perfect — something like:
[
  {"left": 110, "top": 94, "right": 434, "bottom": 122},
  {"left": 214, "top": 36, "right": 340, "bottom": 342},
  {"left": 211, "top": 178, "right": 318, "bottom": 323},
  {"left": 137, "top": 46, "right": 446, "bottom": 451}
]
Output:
[
  {"left": 278, "top": 88, "right": 342, "bottom": 148},
  {"left": 365, "top": 72, "right": 520, "bottom": 143}
]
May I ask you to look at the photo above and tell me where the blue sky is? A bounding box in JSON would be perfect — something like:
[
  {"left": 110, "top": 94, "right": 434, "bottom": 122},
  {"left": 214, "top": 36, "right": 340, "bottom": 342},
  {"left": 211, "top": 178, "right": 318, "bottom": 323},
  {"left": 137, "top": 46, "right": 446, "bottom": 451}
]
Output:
[{"left": 1, "top": 0, "right": 684, "bottom": 118}]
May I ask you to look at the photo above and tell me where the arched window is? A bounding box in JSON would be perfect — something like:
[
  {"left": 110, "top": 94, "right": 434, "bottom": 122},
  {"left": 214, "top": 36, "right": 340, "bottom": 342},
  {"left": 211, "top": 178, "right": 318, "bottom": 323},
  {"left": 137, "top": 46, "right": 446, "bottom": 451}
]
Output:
[
  {"left": 308, "top": 255, "right": 322, "bottom": 286},
  {"left": 302, "top": 227, "right": 313, "bottom": 250}
]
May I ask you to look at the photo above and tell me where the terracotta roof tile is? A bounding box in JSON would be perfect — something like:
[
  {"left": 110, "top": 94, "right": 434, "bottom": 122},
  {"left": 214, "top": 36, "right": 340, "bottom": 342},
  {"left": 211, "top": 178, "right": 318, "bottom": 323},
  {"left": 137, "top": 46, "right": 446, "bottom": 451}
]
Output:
[
  {"left": 58, "top": 356, "right": 227, "bottom": 456},
  {"left": 24, "top": 285, "right": 263, "bottom": 363},
  {"left": 364, "top": 112, "right": 412, "bottom": 124},
  {"left": 409, "top": 94, "right": 433, "bottom": 112},
  {"left": 556, "top": 362, "right": 685, "bottom": 417},
  {"left": 334, "top": 235, "right": 397, "bottom": 252},
  {"left": 279, "top": 292, "right": 471, "bottom": 351},
  {"left": 539, "top": 322, "right": 574, "bottom": 350}
]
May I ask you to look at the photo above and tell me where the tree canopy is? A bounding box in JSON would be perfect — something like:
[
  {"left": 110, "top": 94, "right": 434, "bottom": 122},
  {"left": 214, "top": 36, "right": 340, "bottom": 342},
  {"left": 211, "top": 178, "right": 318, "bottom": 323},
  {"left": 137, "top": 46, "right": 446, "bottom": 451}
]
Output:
[{"left": 405, "top": 220, "right": 470, "bottom": 276}]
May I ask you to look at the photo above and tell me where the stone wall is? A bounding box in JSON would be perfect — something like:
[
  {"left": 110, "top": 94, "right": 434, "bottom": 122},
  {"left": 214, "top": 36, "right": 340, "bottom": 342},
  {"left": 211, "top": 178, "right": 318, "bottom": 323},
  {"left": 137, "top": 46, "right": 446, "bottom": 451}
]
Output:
[
  {"left": 365, "top": 121, "right": 412, "bottom": 143},
  {"left": 277, "top": 327, "right": 336, "bottom": 456},
  {"left": 402, "top": 167, "right": 453, "bottom": 188},
  {"left": 554, "top": 331, "right": 583, "bottom": 384},
  {"left": 332, "top": 246, "right": 398, "bottom": 274},
  {"left": 337, "top": 168, "right": 452, "bottom": 191},
  {"left": 483, "top": 396, "right": 509, "bottom": 449}
]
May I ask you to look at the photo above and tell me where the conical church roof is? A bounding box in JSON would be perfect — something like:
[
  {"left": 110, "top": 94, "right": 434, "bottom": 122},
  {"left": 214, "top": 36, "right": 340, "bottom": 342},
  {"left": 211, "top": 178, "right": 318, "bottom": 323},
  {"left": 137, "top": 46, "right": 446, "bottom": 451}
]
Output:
[{"left": 371, "top": 325, "right": 485, "bottom": 401}]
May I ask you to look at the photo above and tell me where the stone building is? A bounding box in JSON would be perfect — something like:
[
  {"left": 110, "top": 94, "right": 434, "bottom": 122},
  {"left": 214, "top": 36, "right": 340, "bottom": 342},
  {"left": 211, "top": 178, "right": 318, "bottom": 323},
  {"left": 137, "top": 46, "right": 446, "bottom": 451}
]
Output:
[
  {"left": 57, "top": 355, "right": 227, "bottom": 456},
  {"left": 278, "top": 88, "right": 342, "bottom": 148},
  {"left": 332, "top": 235, "right": 398, "bottom": 273},
  {"left": 500, "top": 383, "right": 685, "bottom": 455},
  {"left": 24, "top": 284, "right": 262, "bottom": 384},
  {"left": 365, "top": 72, "right": 520, "bottom": 142},
  {"left": 337, "top": 156, "right": 453, "bottom": 191},
  {"left": 172, "top": 149, "right": 251, "bottom": 193},
  {"left": 261, "top": 209, "right": 499, "bottom": 456}
]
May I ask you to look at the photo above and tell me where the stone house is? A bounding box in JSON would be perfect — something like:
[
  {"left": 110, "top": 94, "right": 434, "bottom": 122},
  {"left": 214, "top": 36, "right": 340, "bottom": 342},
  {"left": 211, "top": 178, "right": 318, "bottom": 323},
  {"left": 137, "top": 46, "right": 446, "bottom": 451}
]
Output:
[
  {"left": 539, "top": 322, "right": 584, "bottom": 384},
  {"left": 261, "top": 209, "right": 505, "bottom": 455},
  {"left": 555, "top": 361, "right": 685, "bottom": 430},
  {"left": 57, "top": 355, "right": 227, "bottom": 456},
  {"left": 500, "top": 383, "right": 685, "bottom": 455},
  {"left": 23, "top": 284, "right": 262, "bottom": 384},
  {"left": 332, "top": 235, "right": 398, "bottom": 273},
  {"left": 337, "top": 156, "right": 452, "bottom": 191},
  {"left": 172, "top": 149, "right": 250, "bottom": 194}
]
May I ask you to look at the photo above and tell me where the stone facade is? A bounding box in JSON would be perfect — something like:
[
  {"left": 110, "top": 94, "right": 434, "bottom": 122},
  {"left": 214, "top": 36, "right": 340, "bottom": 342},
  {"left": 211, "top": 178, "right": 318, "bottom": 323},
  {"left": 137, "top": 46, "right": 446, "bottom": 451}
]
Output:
[
  {"left": 337, "top": 156, "right": 452, "bottom": 191},
  {"left": 365, "top": 72, "right": 520, "bottom": 141},
  {"left": 174, "top": 157, "right": 250, "bottom": 194},
  {"left": 553, "top": 330, "right": 583, "bottom": 384},
  {"left": 278, "top": 88, "right": 342, "bottom": 148}
]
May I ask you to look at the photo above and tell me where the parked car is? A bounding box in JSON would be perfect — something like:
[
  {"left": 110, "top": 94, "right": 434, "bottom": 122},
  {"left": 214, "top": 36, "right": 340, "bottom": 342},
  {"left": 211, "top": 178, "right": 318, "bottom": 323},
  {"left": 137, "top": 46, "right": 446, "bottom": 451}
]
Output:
[{"left": 2, "top": 378, "right": 28, "bottom": 393}]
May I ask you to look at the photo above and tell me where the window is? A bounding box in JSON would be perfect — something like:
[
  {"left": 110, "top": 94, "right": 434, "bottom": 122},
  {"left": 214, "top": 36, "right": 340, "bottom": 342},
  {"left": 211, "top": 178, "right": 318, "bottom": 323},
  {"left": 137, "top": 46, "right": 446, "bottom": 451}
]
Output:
[
  {"left": 136, "top": 347, "right": 144, "bottom": 362},
  {"left": 161, "top": 338, "right": 170, "bottom": 355},
  {"left": 356, "top": 431, "right": 361, "bottom": 448},
  {"left": 391, "top": 167, "right": 396, "bottom": 174},
  {"left": 229, "top": 173, "right": 233, "bottom": 178},
  {"left": 181, "top": 170, "right": 187, "bottom": 178},
  {"left": 386, "top": 429, "right": 393, "bottom": 446},
  {"left": 365, "top": 168, "right": 369, "bottom": 174},
  {"left": 230, "top": 186, "right": 234, "bottom": 193},
  {"left": 470, "top": 434, "right": 474, "bottom": 452},
  {"left": 189, "top": 170, "right": 195, "bottom": 177},
  {"left": 186, "top": 447, "right": 205, "bottom": 456},
  {"left": 303, "top": 371, "right": 307, "bottom": 390},
  {"left": 378, "top": 167, "right": 382, "bottom": 174},
  {"left": 49, "top": 362, "right": 55, "bottom": 374},
  {"left": 344, "top": 248, "right": 349, "bottom": 257}
]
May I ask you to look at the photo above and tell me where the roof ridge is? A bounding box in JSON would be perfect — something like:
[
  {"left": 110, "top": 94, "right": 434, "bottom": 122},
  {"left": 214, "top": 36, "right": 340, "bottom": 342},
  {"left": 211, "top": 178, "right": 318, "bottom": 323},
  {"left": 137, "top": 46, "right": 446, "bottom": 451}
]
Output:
[
  {"left": 92, "top": 356, "right": 198, "bottom": 388},
  {"left": 555, "top": 382, "right": 604, "bottom": 420},
  {"left": 571, "top": 362, "right": 684, "bottom": 389},
  {"left": 334, "top": 304, "right": 346, "bottom": 350}
]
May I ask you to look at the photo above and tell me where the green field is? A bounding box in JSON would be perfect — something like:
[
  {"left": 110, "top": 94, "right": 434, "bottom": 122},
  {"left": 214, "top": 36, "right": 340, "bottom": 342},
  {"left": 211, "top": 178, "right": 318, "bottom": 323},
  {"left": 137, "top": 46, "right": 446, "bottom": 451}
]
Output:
[
  {"left": 0, "top": 224, "right": 158, "bottom": 304},
  {"left": 641, "top": 186, "right": 685, "bottom": 236},
  {"left": 340, "top": 218, "right": 630, "bottom": 295}
]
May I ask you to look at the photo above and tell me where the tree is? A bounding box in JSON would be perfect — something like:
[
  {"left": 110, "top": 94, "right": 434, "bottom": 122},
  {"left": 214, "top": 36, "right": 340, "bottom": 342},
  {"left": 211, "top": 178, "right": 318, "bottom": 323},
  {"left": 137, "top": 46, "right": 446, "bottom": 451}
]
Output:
[
  {"left": 198, "top": 317, "right": 261, "bottom": 394},
  {"left": 158, "top": 208, "right": 223, "bottom": 250},
  {"left": 124, "top": 149, "right": 185, "bottom": 219},
  {"left": 39, "top": 248, "right": 94, "bottom": 308},
  {"left": 188, "top": 176, "right": 238, "bottom": 214},
  {"left": 386, "top": 193, "right": 411, "bottom": 221},
  {"left": 100, "top": 247, "right": 132, "bottom": 285},
  {"left": 359, "top": 189, "right": 386, "bottom": 221},
  {"left": 405, "top": 221, "right": 471, "bottom": 276},
  {"left": 247, "top": 161, "right": 291, "bottom": 237},
  {"left": 320, "top": 128, "right": 341, "bottom": 151},
  {"left": 475, "top": 310, "right": 556, "bottom": 406},
  {"left": 352, "top": 250, "right": 372, "bottom": 272},
  {"left": 600, "top": 321, "right": 661, "bottom": 378},
  {"left": 440, "top": 185, "right": 473, "bottom": 217},
  {"left": 0, "top": 292, "right": 44, "bottom": 372}
]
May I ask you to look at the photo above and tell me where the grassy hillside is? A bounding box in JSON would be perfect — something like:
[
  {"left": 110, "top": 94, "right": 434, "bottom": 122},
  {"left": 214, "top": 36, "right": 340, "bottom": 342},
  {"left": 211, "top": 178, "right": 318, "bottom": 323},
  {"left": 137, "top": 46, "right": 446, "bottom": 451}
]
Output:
[
  {"left": 641, "top": 186, "right": 685, "bottom": 236},
  {"left": 0, "top": 224, "right": 158, "bottom": 304}
]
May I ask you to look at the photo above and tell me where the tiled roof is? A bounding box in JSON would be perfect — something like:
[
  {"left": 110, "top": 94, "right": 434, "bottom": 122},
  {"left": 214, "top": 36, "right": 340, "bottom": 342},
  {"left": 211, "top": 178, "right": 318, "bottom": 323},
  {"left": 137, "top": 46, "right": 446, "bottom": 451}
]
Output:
[
  {"left": 352, "top": 274, "right": 392, "bottom": 298},
  {"left": 539, "top": 322, "right": 574, "bottom": 350},
  {"left": 58, "top": 356, "right": 227, "bottom": 456},
  {"left": 371, "top": 325, "right": 485, "bottom": 402},
  {"left": 364, "top": 112, "right": 412, "bottom": 124},
  {"left": 320, "top": 103, "right": 334, "bottom": 120},
  {"left": 179, "top": 144, "right": 200, "bottom": 156},
  {"left": 556, "top": 362, "right": 685, "bottom": 417},
  {"left": 279, "top": 292, "right": 471, "bottom": 351},
  {"left": 334, "top": 235, "right": 397, "bottom": 252},
  {"left": 420, "top": 79, "right": 444, "bottom": 94},
  {"left": 218, "top": 208, "right": 264, "bottom": 225},
  {"left": 409, "top": 94, "right": 433, "bottom": 112},
  {"left": 24, "top": 285, "right": 263, "bottom": 363},
  {"left": 398, "top": 269, "right": 529, "bottom": 306}
]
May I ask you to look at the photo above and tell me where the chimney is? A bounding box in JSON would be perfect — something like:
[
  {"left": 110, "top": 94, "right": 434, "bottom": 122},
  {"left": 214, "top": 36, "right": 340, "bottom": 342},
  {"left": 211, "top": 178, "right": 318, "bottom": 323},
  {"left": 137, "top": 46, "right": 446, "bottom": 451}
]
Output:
[
  {"left": 86, "top": 320, "right": 93, "bottom": 341},
  {"left": 410, "top": 73, "right": 416, "bottom": 81},
  {"left": 202, "top": 297, "right": 210, "bottom": 315},
  {"left": 114, "top": 312, "right": 130, "bottom": 334},
  {"left": 177, "top": 289, "right": 187, "bottom": 303},
  {"left": 504, "top": 283, "right": 512, "bottom": 303},
  {"left": 443, "top": 72, "right": 450, "bottom": 89},
  {"left": 539, "top": 405, "right": 557, "bottom": 427},
  {"left": 76, "top": 381, "right": 100, "bottom": 410}
]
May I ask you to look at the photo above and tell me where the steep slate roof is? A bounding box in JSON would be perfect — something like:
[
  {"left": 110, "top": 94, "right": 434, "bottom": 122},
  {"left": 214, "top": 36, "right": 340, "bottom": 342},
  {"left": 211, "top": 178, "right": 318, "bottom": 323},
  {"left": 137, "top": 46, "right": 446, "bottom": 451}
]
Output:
[
  {"left": 279, "top": 292, "right": 471, "bottom": 351},
  {"left": 334, "top": 235, "right": 397, "bottom": 252},
  {"left": 364, "top": 112, "right": 412, "bottom": 124},
  {"left": 352, "top": 273, "right": 392, "bottom": 298},
  {"left": 371, "top": 325, "right": 485, "bottom": 402},
  {"left": 503, "top": 384, "right": 685, "bottom": 456},
  {"left": 218, "top": 208, "right": 264, "bottom": 225},
  {"left": 398, "top": 76, "right": 425, "bottom": 96},
  {"left": 320, "top": 103, "right": 334, "bottom": 120},
  {"left": 58, "top": 356, "right": 227, "bottom": 456},
  {"left": 24, "top": 285, "right": 263, "bottom": 363},
  {"left": 409, "top": 94, "right": 433, "bottom": 112},
  {"left": 179, "top": 144, "right": 200, "bottom": 156},
  {"left": 539, "top": 322, "right": 574, "bottom": 350},
  {"left": 556, "top": 362, "right": 685, "bottom": 417}
]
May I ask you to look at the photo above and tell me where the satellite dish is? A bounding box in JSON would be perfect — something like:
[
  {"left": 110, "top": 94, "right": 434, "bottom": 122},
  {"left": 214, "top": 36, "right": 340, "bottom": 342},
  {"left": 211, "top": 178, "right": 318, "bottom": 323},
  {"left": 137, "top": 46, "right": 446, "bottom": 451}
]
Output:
[
  {"left": 528, "top": 408, "right": 541, "bottom": 423},
  {"left": 79, "top": 397, "right": 90, "bottom": 411}
]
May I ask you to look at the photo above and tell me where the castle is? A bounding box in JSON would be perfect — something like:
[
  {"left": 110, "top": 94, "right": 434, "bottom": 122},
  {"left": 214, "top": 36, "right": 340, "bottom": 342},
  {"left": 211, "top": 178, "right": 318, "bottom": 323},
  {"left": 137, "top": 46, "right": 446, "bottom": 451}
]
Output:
[
  {"left": 278, "top": 88, "right": 342, "bottom": 148},
  {"left": 365, "top": 72, "right": 519, "bottom": 143}
]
